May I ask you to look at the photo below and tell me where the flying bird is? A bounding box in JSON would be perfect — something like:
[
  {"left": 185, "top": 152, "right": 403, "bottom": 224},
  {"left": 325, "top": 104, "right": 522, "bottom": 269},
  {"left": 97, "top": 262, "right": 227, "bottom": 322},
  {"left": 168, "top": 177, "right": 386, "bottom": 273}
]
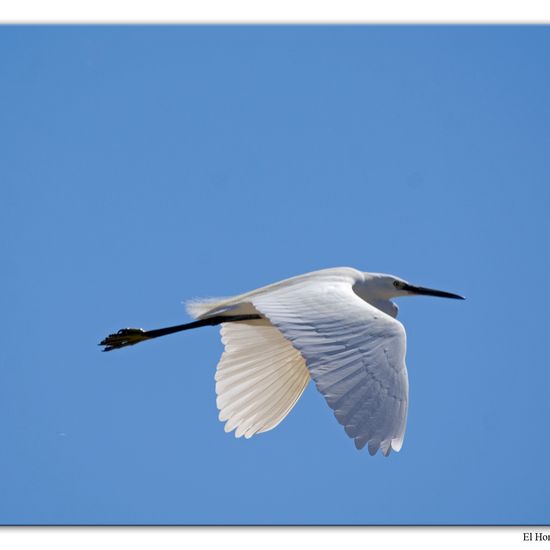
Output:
[{"left": 100, "top": 267, "right": 464, "bottom": 456}]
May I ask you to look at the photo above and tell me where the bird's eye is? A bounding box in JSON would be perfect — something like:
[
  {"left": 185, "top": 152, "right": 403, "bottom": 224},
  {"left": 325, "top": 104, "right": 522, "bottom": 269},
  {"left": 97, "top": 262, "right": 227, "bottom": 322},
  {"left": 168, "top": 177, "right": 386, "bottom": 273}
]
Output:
[{"left": 393, "top": 281, "right": 400, "bottom": 288}]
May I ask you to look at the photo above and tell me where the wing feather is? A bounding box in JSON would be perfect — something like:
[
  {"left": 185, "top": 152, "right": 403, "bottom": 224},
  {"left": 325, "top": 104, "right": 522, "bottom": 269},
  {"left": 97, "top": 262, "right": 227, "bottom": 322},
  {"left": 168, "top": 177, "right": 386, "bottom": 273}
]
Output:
[
  {"left": 215, "top": 319, "right": 310, "bottom": 438},
  {"left": 251, "top": 283, "right": 409, "bottom": 455}
]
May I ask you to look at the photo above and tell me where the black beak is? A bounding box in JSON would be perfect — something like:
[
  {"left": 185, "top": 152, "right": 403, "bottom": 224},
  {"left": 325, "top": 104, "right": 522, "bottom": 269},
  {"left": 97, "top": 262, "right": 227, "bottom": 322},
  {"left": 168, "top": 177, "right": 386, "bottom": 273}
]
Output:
[{"left": 402, "top": 283, "right": 465, "bottom": 300}]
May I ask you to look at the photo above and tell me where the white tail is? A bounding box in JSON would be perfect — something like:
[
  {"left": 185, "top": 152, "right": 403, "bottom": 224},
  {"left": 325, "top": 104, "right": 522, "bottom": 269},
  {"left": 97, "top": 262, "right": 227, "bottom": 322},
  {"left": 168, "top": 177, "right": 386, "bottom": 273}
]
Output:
[{"left": 185, "top": 297, "right": 230, "bottom": 319}]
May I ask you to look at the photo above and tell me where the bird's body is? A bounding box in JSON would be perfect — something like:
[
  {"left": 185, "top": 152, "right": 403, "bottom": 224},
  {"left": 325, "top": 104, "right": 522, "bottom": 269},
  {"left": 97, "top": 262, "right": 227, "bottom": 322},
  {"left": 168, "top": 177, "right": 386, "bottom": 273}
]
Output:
[{"left": 101, "top": 267, "right": 463, "bottom": 456}]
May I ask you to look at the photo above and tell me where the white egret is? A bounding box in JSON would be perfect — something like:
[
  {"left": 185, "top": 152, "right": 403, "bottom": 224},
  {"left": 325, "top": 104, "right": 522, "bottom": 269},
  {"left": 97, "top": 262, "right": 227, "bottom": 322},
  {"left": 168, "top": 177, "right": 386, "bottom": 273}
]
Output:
[{"left": 100, "top": 267, "right": 463, "bottom": 455}]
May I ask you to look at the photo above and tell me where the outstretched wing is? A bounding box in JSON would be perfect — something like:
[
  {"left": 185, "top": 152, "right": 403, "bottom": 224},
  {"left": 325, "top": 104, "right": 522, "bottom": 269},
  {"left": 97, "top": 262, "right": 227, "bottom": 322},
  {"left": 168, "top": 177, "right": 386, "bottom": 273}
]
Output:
[
  {"left": 251, "top": 282, "right": 408, "bottom": 455},
  {"left": 216, "top": 319, "right": 311, "bottom": 439}
]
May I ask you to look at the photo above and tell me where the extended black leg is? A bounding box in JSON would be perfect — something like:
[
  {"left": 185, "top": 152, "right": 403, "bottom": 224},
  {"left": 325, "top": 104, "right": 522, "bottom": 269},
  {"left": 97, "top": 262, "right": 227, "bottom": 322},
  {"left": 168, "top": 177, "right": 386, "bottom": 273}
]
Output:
[{"left": 99, "top": 314, "right": 262, "bottom": 352}]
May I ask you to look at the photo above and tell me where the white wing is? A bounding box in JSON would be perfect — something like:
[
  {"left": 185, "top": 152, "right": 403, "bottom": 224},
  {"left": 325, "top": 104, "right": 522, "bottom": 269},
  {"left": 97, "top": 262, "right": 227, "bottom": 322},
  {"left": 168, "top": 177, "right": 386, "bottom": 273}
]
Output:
[
  {"left": 216, "top": 318, "right": 310, "bottom": 439},
  {"left": 251, "top": 282, "right": 408, "bottom": 456}
]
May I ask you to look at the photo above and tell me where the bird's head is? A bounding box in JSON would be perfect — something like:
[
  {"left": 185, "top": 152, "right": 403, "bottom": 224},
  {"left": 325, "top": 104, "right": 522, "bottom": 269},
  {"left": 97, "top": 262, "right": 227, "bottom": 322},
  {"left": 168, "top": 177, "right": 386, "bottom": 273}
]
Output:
[{"left": 364, "top": 273, "right": 465, "bottom": 301}]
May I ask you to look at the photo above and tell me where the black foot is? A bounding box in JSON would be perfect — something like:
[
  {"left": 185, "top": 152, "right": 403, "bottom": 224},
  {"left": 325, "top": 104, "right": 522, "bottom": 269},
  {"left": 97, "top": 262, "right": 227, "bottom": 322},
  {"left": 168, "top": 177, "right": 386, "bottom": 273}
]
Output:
[{"left": 99, "top": 328, "right": 151, "bottom": 352}]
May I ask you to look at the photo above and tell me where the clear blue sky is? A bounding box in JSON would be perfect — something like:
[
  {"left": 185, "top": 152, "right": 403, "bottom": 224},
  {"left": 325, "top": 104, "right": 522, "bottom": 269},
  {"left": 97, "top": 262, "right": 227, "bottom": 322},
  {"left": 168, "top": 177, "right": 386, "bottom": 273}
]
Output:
[{"left": 1, "top": 25, "right": 549, "bottom": 525}]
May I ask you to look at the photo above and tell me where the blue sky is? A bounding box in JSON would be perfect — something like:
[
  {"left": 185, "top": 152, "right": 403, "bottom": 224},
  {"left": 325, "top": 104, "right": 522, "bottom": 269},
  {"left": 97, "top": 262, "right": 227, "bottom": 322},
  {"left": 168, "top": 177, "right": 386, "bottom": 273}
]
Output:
[{"left": 1, "top": 25, "right": 549, "bottom": 525}]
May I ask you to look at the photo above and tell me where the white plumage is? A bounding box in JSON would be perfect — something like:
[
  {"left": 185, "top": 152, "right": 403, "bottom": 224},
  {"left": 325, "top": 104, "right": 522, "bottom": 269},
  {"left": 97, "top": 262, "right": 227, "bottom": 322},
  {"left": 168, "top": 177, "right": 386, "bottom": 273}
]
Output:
[
  {"left": 187, "top": 268, "right": 424, "bottom": 455},
  {"left": 216, "top": 319, "right": 310, "bottom": 439}
]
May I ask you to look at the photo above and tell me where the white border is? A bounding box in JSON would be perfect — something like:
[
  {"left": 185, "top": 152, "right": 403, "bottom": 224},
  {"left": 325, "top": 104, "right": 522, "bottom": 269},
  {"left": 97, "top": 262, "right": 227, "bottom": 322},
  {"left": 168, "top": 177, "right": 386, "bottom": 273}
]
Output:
[
  {"left": 1, "top": 0, "right": 550, "bottom": 23},
  {"left": 0, "top": 526, "right": 547, "bottom": 550}
]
